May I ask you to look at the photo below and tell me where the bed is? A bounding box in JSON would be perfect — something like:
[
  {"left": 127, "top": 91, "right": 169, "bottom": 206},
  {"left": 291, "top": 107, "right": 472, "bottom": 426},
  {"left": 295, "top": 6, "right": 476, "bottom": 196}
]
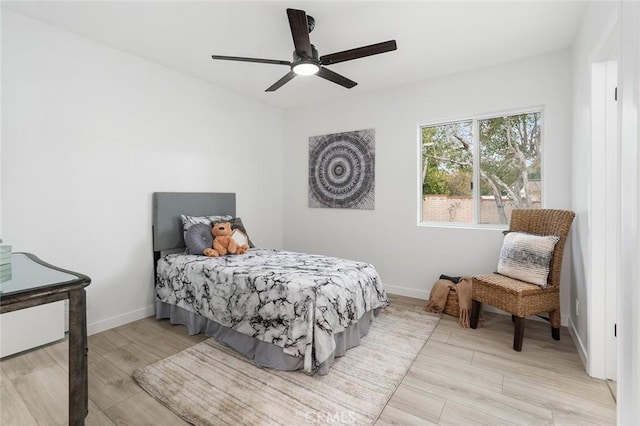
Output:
[{"left": 152, "top": 192, "right": 388, "bottom": 374}]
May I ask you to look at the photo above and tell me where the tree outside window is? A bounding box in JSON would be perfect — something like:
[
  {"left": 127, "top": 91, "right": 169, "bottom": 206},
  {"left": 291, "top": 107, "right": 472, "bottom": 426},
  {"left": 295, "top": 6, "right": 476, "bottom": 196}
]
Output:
[{"left": 421, "top": 111, "right": 542, "bottom": 225}]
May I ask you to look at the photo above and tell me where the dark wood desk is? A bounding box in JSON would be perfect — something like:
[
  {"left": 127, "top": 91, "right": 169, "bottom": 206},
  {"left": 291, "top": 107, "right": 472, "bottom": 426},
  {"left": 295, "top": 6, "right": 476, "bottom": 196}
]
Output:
[{"left": 1, "top": 252, "right": 91, "bottom": 425}]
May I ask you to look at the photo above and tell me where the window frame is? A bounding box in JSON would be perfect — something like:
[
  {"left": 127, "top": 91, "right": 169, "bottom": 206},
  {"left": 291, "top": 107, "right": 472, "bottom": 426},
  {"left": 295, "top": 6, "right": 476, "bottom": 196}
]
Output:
[{"left": 417, "top": 106, "right": 545, "bottom": 229}]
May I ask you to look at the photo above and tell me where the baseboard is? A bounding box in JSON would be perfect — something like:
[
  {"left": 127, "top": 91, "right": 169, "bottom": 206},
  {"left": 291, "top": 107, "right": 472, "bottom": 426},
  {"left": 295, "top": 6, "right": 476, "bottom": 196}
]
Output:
[
  {"left": 87, "top": 305, "right": 155, "bottom": 336},
  {"left": 384, "top": 284, "right": 429, "bottom": 300},
  {"left": 568, "top": 316, "right": 588, "bottom": 371}
]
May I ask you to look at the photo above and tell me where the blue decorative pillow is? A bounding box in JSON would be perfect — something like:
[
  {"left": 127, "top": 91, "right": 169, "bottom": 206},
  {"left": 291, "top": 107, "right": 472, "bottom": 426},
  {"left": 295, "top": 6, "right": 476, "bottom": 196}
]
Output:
[
  {"left": 184, "top": 223, "right": 213, "bottom": 255},
  {"left": 497, "top": 232, "right": 560, "bottom": 287}
]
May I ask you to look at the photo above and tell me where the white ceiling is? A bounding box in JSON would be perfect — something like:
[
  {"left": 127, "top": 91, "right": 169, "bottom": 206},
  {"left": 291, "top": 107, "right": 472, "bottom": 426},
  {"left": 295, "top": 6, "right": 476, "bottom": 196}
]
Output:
[{"left": 2, "top": 1, "right": 586, "bottom": 110}]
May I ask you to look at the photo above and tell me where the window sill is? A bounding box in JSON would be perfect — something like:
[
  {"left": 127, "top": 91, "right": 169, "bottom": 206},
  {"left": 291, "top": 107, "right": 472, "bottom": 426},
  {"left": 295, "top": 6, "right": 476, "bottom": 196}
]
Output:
[{"left": 417, "top": 221, "right": 508, "bottom": 231}]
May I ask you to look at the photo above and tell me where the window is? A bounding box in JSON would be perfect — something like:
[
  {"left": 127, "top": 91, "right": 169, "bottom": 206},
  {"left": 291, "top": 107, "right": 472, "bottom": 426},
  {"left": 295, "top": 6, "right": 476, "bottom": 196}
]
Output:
[{"left": 420, "top": 110, "right": 542, "bottom": 226}]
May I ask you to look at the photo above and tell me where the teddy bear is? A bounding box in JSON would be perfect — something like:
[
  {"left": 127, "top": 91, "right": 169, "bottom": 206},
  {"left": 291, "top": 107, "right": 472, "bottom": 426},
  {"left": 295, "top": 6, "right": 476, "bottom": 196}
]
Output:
[{"left": 203, "top": 222, "right": 249, "bottom": 257}]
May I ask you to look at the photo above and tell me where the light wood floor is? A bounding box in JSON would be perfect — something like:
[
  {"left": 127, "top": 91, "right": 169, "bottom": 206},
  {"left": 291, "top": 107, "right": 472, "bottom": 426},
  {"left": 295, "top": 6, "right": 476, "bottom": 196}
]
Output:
[{"left": 1, "top": 294, "right": 616, "bottom": 425}]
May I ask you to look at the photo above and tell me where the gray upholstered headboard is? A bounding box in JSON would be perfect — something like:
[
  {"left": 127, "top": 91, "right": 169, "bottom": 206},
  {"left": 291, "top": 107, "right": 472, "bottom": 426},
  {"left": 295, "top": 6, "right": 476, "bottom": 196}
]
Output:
[{"left": 152, "top": 192, "right": 236, "bottom": 255}]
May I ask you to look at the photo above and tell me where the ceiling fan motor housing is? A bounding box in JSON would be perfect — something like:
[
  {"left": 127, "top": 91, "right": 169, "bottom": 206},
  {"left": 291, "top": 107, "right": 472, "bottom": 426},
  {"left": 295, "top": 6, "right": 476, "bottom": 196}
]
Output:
[
  {"left": 293, "top": 44, "right": 319, "bottom": 62},
  {"left": 292, "top": 45, "right": 320, "bottom": 75}
]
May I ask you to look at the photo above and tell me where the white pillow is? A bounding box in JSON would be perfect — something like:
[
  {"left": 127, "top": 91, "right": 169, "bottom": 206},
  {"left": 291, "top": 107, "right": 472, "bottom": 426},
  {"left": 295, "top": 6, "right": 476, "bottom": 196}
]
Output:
[
  {"left": 497, "top": 232, "right": 560, "bottom": 287},
  {"left": 180, "top": 214, "right": 232, "bottom": 240}
]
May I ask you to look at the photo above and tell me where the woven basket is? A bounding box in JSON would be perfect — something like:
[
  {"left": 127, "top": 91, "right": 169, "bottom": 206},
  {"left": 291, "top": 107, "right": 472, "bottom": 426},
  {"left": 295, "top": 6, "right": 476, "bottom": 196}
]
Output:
[{"left": 443, "top": 287, "right": 460, "bottom": 317}]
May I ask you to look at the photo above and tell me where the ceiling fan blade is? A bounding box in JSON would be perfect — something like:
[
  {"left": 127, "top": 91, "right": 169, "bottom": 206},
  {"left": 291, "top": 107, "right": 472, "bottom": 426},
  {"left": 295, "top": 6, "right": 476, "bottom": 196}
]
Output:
[
  {"left": 265, "top": 71, "right": 297, "bottom": 92},
  {"left": 287, "top": 8, "right": 312, "bottom": 58},
  {"left": 316, "top": 67, "right": 357, "bottom": 89},
  {"left": 211, "top": 55, "right": 291, "bottom": 66},
  {"left": 320, "top": 40, "right": 397, "bottom": 66}
]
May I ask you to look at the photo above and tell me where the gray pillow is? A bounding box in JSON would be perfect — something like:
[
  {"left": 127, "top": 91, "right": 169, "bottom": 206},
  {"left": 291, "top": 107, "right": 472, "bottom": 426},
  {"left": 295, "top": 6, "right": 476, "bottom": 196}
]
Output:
[{"left": 184, "top": 223, "right": 213, "bottom": 255}]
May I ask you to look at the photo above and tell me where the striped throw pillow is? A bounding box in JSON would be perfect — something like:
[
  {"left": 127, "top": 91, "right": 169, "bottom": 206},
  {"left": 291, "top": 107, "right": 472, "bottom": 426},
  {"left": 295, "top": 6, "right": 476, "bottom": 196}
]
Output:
[
  {"left": 181, "top": 214, "right": 233, "bottom": 241},
  {"left": 497, "top": 232, "right": 560, "bottom": 287}
]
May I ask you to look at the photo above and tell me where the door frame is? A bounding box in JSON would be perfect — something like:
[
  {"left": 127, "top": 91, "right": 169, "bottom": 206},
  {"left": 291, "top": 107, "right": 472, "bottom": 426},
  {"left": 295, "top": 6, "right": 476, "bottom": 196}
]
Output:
[{"left": 587, "top": 15, "right": 620, "bottom": 381}]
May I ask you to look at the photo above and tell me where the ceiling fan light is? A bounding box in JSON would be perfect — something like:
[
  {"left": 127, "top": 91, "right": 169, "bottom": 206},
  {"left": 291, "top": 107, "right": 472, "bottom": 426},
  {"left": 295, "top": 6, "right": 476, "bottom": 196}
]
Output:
[{"left": 292, "top": 62, "right": 320, "bottom": 76}]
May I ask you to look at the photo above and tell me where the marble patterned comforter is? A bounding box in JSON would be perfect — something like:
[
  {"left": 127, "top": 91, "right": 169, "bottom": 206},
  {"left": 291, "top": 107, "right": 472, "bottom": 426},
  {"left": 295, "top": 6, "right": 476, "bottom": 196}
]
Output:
[{"left": 156, "top": 248, "right": 389, "bottom": 372}]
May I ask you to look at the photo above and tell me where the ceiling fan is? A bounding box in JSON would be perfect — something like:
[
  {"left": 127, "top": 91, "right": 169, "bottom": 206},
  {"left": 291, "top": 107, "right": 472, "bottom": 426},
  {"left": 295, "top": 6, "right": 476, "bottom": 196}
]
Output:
[{"left": 211, "top": 8, "right": 397, "bottom": 92}]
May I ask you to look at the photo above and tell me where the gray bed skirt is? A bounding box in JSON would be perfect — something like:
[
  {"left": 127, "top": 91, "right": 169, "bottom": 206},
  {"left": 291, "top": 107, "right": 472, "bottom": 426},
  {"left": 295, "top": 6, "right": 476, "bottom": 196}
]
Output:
[{"left": 155, "top": 301, "right": 376, "bottom": 375}]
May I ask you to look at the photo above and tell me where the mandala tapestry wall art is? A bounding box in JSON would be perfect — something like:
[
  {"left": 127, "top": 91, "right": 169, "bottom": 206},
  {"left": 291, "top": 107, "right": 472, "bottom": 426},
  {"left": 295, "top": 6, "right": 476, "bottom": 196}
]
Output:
[{"left": 308, "top": 128, "right": 375, "bottom": 210}]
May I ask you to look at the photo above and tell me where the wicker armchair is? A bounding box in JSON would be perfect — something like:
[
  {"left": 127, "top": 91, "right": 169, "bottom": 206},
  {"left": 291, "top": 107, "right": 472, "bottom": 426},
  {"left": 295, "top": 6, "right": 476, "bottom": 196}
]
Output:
[{"left": 470, "top": 209, "right": 575, "bottom": 351}]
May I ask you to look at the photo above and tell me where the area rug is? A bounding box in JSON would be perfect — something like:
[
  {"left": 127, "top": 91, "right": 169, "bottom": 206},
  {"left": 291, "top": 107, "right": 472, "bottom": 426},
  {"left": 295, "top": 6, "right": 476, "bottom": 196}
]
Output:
[{"left": 133, "top": 303, "right": 439, "bottom": 425}]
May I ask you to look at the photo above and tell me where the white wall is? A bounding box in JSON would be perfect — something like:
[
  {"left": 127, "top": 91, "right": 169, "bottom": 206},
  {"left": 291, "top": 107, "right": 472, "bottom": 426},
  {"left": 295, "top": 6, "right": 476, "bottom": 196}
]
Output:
[
  {"left": 0, "top": 6, "right": 3, "bottom": 241},
  {"left": 618, "top": 1, "right": 640, "bottom": 422},
  {"left": 283, "top": 51, "right": 573, "bottom": 323},
  {"left": 1, "top": 11, "right": 284, "bottom": 334}
]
